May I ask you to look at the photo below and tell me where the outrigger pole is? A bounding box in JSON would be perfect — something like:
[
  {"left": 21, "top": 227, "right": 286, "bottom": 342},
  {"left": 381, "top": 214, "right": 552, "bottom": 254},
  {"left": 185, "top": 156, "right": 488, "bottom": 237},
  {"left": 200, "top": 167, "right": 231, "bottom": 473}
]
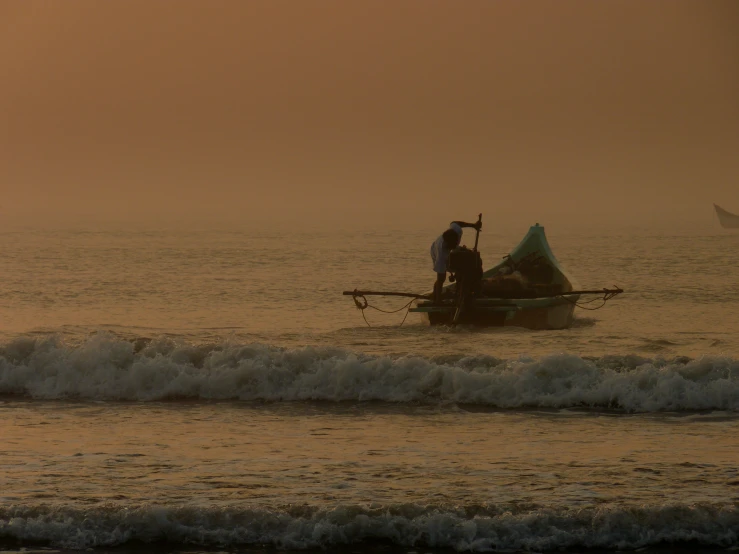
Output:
[
  {"left": 342, "top": 287, "right": 624, "bottom": 301},
  {"left": 342, "top": 290, "right": 431, "bottom": 300}
]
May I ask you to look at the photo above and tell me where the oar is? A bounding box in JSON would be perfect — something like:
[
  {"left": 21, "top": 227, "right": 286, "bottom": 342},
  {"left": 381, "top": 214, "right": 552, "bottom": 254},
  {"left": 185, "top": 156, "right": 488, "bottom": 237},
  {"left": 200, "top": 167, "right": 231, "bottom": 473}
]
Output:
[{"left": 472, "top": 213, "right": 482, "bottom": 252}]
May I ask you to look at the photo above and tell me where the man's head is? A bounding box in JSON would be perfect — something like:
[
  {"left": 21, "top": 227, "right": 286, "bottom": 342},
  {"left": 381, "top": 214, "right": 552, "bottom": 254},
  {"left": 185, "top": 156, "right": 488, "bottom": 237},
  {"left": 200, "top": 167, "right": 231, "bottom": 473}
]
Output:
[{"left": 442, "top": 229, "right": 460, "bottom": 250}]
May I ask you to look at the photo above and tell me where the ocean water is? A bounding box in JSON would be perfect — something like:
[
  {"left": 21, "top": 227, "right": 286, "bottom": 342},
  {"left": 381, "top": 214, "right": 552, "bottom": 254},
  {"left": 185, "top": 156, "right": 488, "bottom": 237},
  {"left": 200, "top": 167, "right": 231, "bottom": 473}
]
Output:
[{"left": 1, "top": 222, "right": 738, "bottom": 553}]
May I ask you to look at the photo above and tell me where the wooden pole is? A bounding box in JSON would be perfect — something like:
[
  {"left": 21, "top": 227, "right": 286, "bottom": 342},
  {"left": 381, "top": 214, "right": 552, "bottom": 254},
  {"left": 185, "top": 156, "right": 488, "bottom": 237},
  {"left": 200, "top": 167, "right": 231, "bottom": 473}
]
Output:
[
  {"left": 342, "top": 290, "right": 431, "bottom": 300},
  {"left": 472, "top": 213, "right": 482, "bottom": 252},
  {"left": 342, "top": 287, "right": 623, "bottom": 300}
]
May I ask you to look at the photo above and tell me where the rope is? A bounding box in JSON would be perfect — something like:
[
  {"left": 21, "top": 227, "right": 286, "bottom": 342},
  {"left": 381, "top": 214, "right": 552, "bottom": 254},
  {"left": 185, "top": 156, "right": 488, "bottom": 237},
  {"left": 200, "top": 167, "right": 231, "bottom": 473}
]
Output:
[
  {"left": 352, "top": 294, "right": 417, "bottom": 328},
  {"left": 556, "top": 289, "right": 620, "bottom": 311}
]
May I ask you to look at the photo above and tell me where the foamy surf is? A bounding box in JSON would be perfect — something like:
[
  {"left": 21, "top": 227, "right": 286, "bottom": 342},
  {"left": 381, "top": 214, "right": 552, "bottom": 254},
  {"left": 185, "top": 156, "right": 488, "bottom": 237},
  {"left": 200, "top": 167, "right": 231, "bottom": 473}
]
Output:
[
  {"left": 1, "top": 502, "right": 737, "bottom": 551},
  {"left": 1, "top": 335, "right": 737, "bottom": 411}
]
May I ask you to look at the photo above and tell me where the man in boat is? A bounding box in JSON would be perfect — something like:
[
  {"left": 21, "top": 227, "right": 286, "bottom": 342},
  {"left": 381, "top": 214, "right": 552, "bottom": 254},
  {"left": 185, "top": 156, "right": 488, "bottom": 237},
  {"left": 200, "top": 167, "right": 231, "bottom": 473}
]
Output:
[{"left": 430, "top": 220, "right": 482, "bottom": 303}]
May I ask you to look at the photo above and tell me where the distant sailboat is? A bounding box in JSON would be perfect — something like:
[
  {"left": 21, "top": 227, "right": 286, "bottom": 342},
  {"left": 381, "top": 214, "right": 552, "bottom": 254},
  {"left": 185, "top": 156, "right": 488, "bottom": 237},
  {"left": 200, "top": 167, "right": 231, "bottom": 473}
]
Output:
[{"left": 714, "top": 204, "right": 739, "bottom": 229}]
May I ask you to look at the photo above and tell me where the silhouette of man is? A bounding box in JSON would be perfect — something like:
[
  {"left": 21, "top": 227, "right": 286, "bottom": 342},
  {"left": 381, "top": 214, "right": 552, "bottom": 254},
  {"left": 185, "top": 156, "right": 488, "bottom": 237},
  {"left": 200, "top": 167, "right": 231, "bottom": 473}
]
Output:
[{"left": 430, "top": 220, "right": 482, "bottom": 303}]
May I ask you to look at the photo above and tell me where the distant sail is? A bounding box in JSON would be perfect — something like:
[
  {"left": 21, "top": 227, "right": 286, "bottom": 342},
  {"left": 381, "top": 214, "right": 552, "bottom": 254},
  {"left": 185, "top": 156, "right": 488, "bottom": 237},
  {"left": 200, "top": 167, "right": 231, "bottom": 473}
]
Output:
[{"left": 714, "top": 204, "right": 739, "bottom": 229}]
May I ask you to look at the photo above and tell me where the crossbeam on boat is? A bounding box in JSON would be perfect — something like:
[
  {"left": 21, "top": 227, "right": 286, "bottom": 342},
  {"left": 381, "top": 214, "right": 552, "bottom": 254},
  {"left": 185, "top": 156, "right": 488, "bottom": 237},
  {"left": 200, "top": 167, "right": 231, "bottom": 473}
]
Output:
[
  {"left": 342, "top": 287, "right": 623, "bottom": 301},
  {"left": 342, "top": 290, "right": 431, "bottom": 300}
]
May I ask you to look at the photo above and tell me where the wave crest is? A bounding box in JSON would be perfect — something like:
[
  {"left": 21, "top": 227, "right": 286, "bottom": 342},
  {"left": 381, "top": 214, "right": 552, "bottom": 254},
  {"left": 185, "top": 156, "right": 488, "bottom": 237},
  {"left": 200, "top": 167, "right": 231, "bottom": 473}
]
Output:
[{"left": 1, "top": 335, "right": 738, "bottom": 411}]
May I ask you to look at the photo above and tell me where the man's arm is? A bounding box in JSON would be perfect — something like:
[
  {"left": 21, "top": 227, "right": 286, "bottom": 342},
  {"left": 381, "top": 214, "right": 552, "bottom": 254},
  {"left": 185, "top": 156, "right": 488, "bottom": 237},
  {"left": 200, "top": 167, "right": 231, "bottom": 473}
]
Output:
[{"left": 451, "top": 220, "right": 482, "bottom": 230}]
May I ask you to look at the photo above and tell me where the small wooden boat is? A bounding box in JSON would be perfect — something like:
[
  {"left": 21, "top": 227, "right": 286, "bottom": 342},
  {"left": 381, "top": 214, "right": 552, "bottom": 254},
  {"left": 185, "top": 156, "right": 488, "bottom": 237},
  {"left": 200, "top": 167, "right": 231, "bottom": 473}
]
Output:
[
  {"left": 411, "top": 224, "right": 589, "bottom": 329},
  {"left": 343, "top": 223, "right": 622, "bottom": 330},
  {"left": 714, "top": 204, "right": 739, "bottom": 229}
]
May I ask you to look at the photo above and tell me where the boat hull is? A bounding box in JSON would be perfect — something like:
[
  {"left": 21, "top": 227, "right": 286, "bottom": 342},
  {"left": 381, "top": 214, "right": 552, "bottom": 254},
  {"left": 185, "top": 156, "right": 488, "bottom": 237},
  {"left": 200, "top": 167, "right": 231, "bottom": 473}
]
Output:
[
  {"left": 503, "top": 300, "right": 577, "bottom": 330},
  {"left": 413, "top": 294, "right": 579, "bottom": 330}
]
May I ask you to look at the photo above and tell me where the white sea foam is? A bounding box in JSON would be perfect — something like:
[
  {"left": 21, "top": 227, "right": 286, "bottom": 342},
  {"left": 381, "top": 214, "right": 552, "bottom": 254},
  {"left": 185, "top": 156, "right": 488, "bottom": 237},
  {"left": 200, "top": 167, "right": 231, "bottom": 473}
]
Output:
[
  {"left": 0, "top": 502, "right": 737, "bottom": 551},
  {"left": 1, "top": 335, "right": 738, "bottom": 411}
]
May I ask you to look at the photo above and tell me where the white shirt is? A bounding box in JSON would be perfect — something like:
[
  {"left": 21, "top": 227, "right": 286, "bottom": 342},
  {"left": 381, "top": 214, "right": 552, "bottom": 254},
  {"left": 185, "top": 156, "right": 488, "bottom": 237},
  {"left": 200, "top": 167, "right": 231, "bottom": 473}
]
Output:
[{"left": 430, "top": 223, "right": 463, "bottom": 274}]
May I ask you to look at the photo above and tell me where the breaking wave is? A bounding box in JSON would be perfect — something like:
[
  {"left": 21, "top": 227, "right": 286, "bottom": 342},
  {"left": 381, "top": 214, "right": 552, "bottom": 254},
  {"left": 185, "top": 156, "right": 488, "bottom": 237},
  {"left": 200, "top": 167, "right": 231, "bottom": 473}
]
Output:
[
  {"left": 1, "top": 502, "right": 737, "bottom": 551},
  {"left": 1, "top": 335, "right": 738, "bottom": 412}
]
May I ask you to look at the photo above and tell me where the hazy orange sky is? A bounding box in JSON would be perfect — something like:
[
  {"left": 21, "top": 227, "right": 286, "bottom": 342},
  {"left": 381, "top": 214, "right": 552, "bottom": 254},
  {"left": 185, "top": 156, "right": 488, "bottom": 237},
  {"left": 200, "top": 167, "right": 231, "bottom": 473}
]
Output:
[{"left": 1, "top": 1, "right": 737, "bottom": 228}]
